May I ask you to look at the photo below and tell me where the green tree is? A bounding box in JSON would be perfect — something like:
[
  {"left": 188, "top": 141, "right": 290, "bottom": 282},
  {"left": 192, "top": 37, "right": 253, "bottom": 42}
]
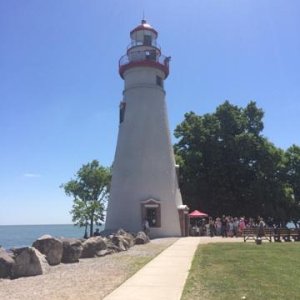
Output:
[
  {"left": 61, "top": 160, "right": 111, "bottom": 237},
  {"left": 174, "top": 101, "right": 294, "bottom": 219},
  {"left": 283, "top": 145, "right": 300, "bottom": 225}
]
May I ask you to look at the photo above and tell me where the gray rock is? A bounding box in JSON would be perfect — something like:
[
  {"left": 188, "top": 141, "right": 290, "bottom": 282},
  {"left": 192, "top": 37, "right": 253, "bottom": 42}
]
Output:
[
  {"left": 135, "top": 231, "right": 150, "bottom": 244},
  {"left": 104, "top": 238, "right": 123, "bottom": 253},
  {"left": 11, "top": 247, "right": 49, "bottom": 279},
  {"left": 32, "top": 235, "right": 63, "bottom": 266},
  {"left": 116, "top": 229, "right": 135, "bottom": 247},
  {"left": 81, "top": 236, "right": 107, "bottom": 258},
  {"left": 0, "top": 248, "right": 15, "bottom": 278},
  {"left": 99, "top": 228, "right": 118, "bottom": 237},
  {"left": 61, "top": 238, "right": 83, "bottom": 263},
  {"left": 111, "top": 235, "right": 130, "bottom": 251},
  {"left": 96, "top": 249, "right": 113, "bottom": 256}
]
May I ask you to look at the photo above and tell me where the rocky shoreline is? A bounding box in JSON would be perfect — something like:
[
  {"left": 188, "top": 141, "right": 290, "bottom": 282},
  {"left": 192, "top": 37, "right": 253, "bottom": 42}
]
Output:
[
  {"left": 0, "top": 235, "right": 177, "bottom": 300},
  {"left": 0, "top": 229, "right": 150, "bottom": 280}
]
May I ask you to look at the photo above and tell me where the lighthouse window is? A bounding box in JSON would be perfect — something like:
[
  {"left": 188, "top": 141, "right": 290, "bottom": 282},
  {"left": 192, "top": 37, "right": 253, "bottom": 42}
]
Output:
[
  {"left": 119, "top": 101, "right": 126, "bottom": 123},
  {"left": 156, "top": 76, "right": 163, "bottom": 87},
  {"left": 143, "top": 35, "right": 152, "bottom": 46},
  {"left": 145, "top": 50, "right": 156, "bottom": 61}
]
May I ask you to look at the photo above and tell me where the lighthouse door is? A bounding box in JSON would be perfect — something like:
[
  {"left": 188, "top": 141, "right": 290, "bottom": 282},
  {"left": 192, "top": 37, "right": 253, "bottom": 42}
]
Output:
[
  {"left": 146, "top": 208, "right": 158, "bottom": 227},
  {"left": 141, "top": 199, "right": 161, "bottom": 228}
]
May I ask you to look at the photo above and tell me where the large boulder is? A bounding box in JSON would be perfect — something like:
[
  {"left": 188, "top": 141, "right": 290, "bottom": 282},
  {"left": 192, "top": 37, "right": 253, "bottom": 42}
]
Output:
[
  {"left": 135, "top": 231, "right": 150, "bottom": 245},
  {"left": 116, "top": 229, "right": 135, "bottom": 247},
  {"left": 61, "top": 238, "right": 83, "bottom": 263},
  {"left": 32, "top": 235, "right": 63, "bottom": 266},
  {"left": 0, "top": 248, "right": 15, "bottom": 278},
  {"left": 81, "top": 236, "right": 107, "bottom": 258},
  {"left": 111, "top": 235, "right": 130, "bottom": 251},
  {"left": 11, "top": 247, "right": 49, "bottom": 279},
  {"left": 103, "top": 237, "right": 123, "bottom": 253}
]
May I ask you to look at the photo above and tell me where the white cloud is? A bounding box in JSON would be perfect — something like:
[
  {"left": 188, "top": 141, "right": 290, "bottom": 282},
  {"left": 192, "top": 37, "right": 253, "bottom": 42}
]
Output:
[{"left": 23, "top": 173, "right": 41, "bottom": 178}]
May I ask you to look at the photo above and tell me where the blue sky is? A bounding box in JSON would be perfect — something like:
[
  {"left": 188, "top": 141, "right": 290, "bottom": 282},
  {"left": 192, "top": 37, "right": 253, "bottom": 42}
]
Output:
[{"left": 0, "top": 0, "right": 299, "bottom": 225}]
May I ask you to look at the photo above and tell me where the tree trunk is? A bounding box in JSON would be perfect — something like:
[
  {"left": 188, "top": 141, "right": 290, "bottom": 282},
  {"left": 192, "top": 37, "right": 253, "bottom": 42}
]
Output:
[
  {"left": 90, "top": 215, "right": 94, "bottom": 237},
  {"left": 84, "top": 222, "right": 88, "bottom": 239}
]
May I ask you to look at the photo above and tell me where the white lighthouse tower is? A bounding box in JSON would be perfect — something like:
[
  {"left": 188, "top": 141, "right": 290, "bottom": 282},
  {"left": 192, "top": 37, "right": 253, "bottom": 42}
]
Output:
[{"left": 105, "top": 20, "right": 188, "bottom": 237}]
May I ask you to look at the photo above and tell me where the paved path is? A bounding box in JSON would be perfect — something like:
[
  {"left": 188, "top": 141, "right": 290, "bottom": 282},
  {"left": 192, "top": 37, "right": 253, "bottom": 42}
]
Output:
[{"left": 104, "top": 237, "right": 243, "bottom": 300}]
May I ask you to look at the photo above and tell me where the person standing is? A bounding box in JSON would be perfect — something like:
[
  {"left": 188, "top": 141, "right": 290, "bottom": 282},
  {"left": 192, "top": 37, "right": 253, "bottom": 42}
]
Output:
[
  {"left": 143, "top": 218, "right": 150, "bottom": 236},
  {"left": 221, "top": 215, "right": 228, "bottom": 237},
  {"left": 257, "top": 217, "right": 265, "bottom": 238},
  {"left": 209, "top": 218, "right": 215, "bottom": 237},
  {"left": 93, "top": 228, "right": 101, "bottom": 236},
  {"left": 239, "top": 217, "right": 246, "bottom": 235}
]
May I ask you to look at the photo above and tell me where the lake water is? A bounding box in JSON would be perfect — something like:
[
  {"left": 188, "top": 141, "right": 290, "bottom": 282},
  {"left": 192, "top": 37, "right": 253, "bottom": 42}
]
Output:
[{"left": 0, "top": 224, "right": 103, "bottom": 249}]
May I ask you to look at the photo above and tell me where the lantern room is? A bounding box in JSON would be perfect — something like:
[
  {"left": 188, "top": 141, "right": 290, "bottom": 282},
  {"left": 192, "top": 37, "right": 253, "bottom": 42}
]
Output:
[
  {"left": 119, "top": 20, "right": 170, "bottom": 79},
  {"left": 129, "top": 19, "right": 158, "bottom": 48}
]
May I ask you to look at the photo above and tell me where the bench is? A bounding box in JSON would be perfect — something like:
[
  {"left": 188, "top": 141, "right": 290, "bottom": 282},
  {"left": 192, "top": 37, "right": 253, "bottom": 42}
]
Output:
[
  {"left": 243, "top": 228, "right": 273, "bottom": 242},
  {"left": 274, "top": 228, "right": 300, "bottom": 242},
  {"left": 290, "top": 228, "right": 300, "bottom": 241}
]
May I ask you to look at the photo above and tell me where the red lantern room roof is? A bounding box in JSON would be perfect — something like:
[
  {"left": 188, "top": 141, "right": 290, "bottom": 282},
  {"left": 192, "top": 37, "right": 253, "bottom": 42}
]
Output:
[{"left": 130, "top": 19, "right": 158, "bottom": 37}]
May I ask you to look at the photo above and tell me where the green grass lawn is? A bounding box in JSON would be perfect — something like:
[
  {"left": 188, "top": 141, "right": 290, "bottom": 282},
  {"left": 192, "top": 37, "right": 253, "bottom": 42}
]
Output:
[{"left": 182, "top": 242, "right": 300, "bottom": 300}]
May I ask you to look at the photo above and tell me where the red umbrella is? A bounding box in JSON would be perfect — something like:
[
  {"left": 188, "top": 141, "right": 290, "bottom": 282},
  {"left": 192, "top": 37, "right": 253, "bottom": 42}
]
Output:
[{"left": 189, "top": 210, "right": 208, "bottom": 218}]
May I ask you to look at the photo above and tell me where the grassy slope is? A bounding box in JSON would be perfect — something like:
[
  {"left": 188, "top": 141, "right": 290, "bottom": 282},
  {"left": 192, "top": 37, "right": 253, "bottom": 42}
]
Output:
[{"left": 182, "top": 243, "right": 300, "bottom": 300}]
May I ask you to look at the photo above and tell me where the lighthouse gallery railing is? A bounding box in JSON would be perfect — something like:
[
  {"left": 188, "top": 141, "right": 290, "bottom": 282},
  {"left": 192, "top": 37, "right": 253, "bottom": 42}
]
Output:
[{"left": 119, "top": 50, "right": 170, "bottom": 78}]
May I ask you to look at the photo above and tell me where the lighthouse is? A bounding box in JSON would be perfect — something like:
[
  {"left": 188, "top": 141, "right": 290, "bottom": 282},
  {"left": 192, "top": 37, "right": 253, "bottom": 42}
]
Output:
[{"left": 105, "top": 20, "right": 188, "bottom": 237}]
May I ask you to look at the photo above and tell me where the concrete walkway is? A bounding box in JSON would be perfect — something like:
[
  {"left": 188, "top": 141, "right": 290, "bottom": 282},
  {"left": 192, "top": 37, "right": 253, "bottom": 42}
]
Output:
[
  {"left": 103, "top": 237, "right": 200, "bottom": 300},
  {"left": 104, "top": 237, "right": 243, "bottom": 300},
  {"left": 104, "top": 237, "right": 223, "bottom": 300}
]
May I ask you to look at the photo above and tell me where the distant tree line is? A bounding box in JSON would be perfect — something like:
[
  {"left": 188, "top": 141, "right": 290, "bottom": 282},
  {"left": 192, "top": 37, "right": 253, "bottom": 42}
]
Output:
[{"left": 174, "top": 101, "right": 300, "bottom": 224}]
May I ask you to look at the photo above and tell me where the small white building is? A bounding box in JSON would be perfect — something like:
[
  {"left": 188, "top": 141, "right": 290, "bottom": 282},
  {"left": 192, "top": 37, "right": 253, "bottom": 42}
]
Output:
[{"left": 105, "top": 20, "right": 189, "bottom": 237}]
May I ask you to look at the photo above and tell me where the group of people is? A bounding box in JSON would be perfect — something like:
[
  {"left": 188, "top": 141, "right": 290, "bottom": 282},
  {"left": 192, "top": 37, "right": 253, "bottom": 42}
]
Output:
[{"left": 190, "top": 215, "right": 266, "bottom": 237}]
